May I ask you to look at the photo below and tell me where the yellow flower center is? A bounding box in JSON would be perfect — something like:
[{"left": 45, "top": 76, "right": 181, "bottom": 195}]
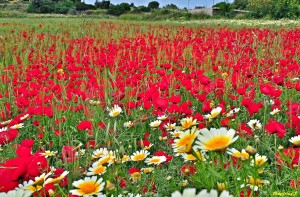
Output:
[
  {"left": 176, "top": 134, "right": 197, "bottom": 153},
  {"left": 131, "top": 172, "right": 141, "bottom": 181},
  {"left": 77, "top": 181, "right": 100, "bottom": 195},
  {"left": 27, "top": 185, "right": 43, "bottom": 192},
  {"left": 112, "top": 111, "right": 120, "bottom": 117},
  {"left": 97, "top": 156, "right": 111, "bottom": 165},
  {"left": 210, "top": 111, "right": 221, "bottom": 119},
  {"left": 132, "top": 154, "right": 146, "bottom": 161},
  {"left": 149, "top": 158, "right": 161, "bottom": 163},
  {"left": 255, "top": 158, "right": 266, "bottom": 166},
  {"left": 186, "top": 154, "right": 197, "bottom": 161},
  {"left": 204, "top": 136, "right": 230, "bottom": 151},
  {"left": 292, "top": 139, "right": 300, "bottom": 146},
  {"left": 181, "top": 120, "right": 194, "bottom": 130},
  {"left": 94, "top": 165, "right": 106, "bottom": 174},
  {"left": 248, "top": 177, "right": 262, "bottom": 187},
  {"left": 233, "top": 152, "right": 249, "bottom": 160}
]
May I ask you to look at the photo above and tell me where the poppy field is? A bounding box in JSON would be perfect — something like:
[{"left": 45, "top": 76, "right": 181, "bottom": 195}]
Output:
[{"left": 0, "top": 18, "right": 300, "bottom": 197}]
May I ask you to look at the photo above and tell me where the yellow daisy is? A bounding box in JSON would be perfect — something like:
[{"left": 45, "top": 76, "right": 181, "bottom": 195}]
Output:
[
  {"left": 70, "top": 176, "right": 105, "bottom": 196},
  {"left": 44, "top": 171, "right": 69, "bottom": 185},
  {"left": 204, "top": 107, "right": 222, "bottom": 121},
  {"left": 164, "top": 123, "right": 176, "bottom": 131},
  {"left": 172, "top": 127, "right": 199, "bottom": 154},
  {"left": 250, "top": 153, "right": 268, "bottom": 167},
  {"left": 227, "top": 148, "right": 249, "bottom": 161},
  {"left": 196, "top": 127, "right": 238, "bottom": 152},
  {"left": 179, "top": 117, "right": 198, "bottom": 130},
  {"left": 181, "top": 150, "right": 206, "bottom": 162}
]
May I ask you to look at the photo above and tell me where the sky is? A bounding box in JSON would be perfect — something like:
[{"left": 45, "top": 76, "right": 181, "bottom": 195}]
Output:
[{"left": 85, "top": 0, "right": 234, "bottom": 9}]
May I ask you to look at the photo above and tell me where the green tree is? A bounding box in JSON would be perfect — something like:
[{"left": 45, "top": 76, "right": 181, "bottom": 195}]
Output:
[
  {"left": 247, "top": 0, "right": 272, "bottom": 18},
  {"left": 148, "top": 1, "right": 159, "bottom": 10},
  {"left": 214, "top": 2, "right": 233, "bottom": 17},
  {"left": 232, "top": 0, "right": 249, "bottom": 10},
  {"left": 270, "top": 0, "right": 300, "bottom": 19},
  {"left": 95, "top": 0, "right": 110, "bottom": 9},
  {"left": 107, "top": 3, "right": 130, "bottom": 16},
  {"left": 163, "top": 4, "right": 179, "bottom": 10},
  {"left": 27, "top": 0, "right": 54, "bottom": 13}
]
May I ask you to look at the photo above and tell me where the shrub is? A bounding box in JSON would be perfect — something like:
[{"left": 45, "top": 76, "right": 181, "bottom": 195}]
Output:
[
  {"left": 27, "top": 0, "right": 55, "bottom": 13},
  {"left": 107, "top": 3, "right": 130, "bottom": 16}
]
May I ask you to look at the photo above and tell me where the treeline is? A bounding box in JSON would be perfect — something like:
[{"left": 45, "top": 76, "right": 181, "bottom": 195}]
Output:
[
  {"left": 26, "top": 0, "right": 300, "bottom": 20},
  {"left": 218, "top": 0, "right": 300, "bottom": 19}
]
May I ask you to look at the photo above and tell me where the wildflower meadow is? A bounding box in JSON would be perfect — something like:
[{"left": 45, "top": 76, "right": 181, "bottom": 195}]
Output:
[{"left": 0, "top": 18, "right": 300, "bottom": 197}]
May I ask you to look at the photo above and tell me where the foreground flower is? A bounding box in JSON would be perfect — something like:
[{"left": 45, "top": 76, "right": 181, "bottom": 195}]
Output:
[
  {"left": 108, "top": 105, "right": 122, "bottom": 117},
  {"left": 131, "top": 150, "right": 150, "bottom": 161},
  {"left": 145, "top": 156, "right": 166, "bottom": 165},
  {"left": 247, "top": 119, "right": 262, "bottom": 130},
  {"left": 171, "top": 188, "right": 233, "bottom": 197},
  {"left": 180, "top": 117, "right": 198, "bottom": 130},
  {"left": 70, "top": 176, "right": 105, "bottom": 196},
  {"left": 196, "top": 127, "right": 238, "bottom": 151},
  {"left": 204, "top": 107, "right": 222, "bottom": 121},
  {"left": 227, "top": 148, "right": 249, "bottom": 161},
  {"left": 0, "top": 189, "right": 33, "bottom": 197},
  {"left": 172, "top": 127, "right": 199, "bottom": 154},
  {"left": 289, "top": 135, "right": 300, "bottom": 146}
]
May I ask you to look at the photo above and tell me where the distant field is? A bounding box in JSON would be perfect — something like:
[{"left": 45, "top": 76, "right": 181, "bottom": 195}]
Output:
[{"left": 0, "top": 18, "right": 299, "bottom": 197}]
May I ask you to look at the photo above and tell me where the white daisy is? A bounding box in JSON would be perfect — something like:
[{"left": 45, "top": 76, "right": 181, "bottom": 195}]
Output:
[
  {"left": 130, "top": 150, "right": 150, "bottom": 161},
  {"left": 250, "top": 153, "right": 268, "bottom": 167},
  {"left": 196, "top": 127, "right": 238, "bottom": 152},
  {"left": 0, "top": 189, "right": 33, "bottom": 197},
  {"left": 145, "top": 156, "right": 166, "bottom": 165},
  {"left": 172, "top": 127, "right": 199, "bottom": 154},
  {"left": 157, "top": 115, "right": 168, "bottom": 120},
  {"left": 247, "top": 119, "right": 262, "bottom": 130},
  {"left": 164, "top": 123, "right": 176, "bottom": 130},
  {"left": 108, "top": 105, "right": 122, "bottom": 117},
  {"left": 86, "top": 164, "right": 107, "bottom": 176},
  {"left": 227, "top": 148, "right": 249, "bottom": 161},
  {"left": 70, "top": 176, "right": 105, "bottom": 196},
  {"left": 289, "top": 135, "right": 300, "bottom": 146},
  {"left": 270, "top": 108, "right": 280, "bottom": 116},
  {"left": 124, "top": 121, "right": 133, "bottom": 128},
  {"left": 39, "top": 150, "right": 57, "bottom": 158},
  {"left": 92, "top": 148, "right": 108, "bottom": 159},
  {"left": 10, "top": 123, "right": 24, "bottom": 129},
  {"left": 149, "top": 120, "right": 162, "bottom": 128},
  {"left": 204, "top": 107, "right": 222, "bottom": 121},
  {"left": 179, "top": 117, "right": 198, "bottom": 130}
]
